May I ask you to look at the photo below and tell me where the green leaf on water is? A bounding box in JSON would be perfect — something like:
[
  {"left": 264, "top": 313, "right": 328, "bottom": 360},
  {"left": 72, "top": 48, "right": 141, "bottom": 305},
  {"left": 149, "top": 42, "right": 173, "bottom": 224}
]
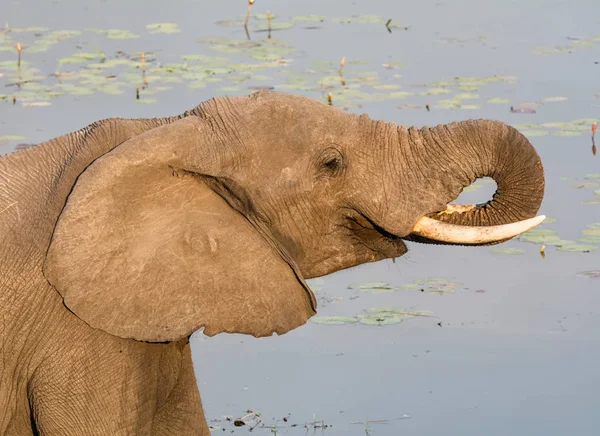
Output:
[
  {"left": 348, "top": 281, "right": 398, "bottom": 293},
  {"left": 578, "top": 236, "right": 600, "bottom": 243},
  {"left": 0, "top": 135, "right": 25, "bottom": 143},
  {"left": 541, "top": 96, "right": 568, "bottom": 102},
  {"left": 358, "top": 314, "right": 405, "bottom": 326},
  {"left": 310, "top": 316, "right": 358, "bottom": 325},
  {"left": 43, "top": 30, "right": 82, "bottom": 41},
  {"left": 214, "top": 19, "right": 246, "bottom": 27},
  {"left": 104, "top": 29, "right": 140, "bottom": 40},
  {"left": 455, "top": 93, "right": 479, "bottom": 100},
  {"left": 373, "top": 84, "right": 402, "bottom": 90},
  {"left": 420, "top": 88, "right": 451, "bottom": 96},
  {"left": 256, "top": 22, "right": 295, "bottom": 31},
  {"left": 364, "top": 307, "right": 433, "bottom": 317},
  {"left": 434, "top": 99, "right": 462, "bottom": 109},
  {"left": 253, "top": 13, "right": 279, "bottom": 20},
  {"left": 557, "top": 244, "right": 597, "bottom": 252},
  {"left": 585, "top": 174, "right": 600, "bottom": 181},
  {"left": 576, "top": 270, "right": 600, "bottom": 279},
  {"left": 382, "top": 62, "right": 404, "bottom": 69},
  {"left": 491, "top": 248, "right": 526, "bottom": 255},
  {"left": 8, "top": 26, "right": 49, "bottom": 32},
  {"left": 587, "top": 222, "right": 600, "bottom": 229},
  {"left": 487, "top": 97, "right": 510, "bottom": 103},
  {"left": 292, "top": 15, "right": 327, "bottom": 22},
  {"left": 146, "top": 23, "right": 181, "bottom": 34},
  {"left": 388, "top": 91, "right": 414, "bottom": 99}
]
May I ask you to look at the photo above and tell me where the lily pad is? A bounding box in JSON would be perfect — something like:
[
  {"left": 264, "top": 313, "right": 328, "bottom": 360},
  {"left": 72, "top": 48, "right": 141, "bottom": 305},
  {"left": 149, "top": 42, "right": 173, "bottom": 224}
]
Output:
[
  {"left": 292, "top": 15, "right": 327, "bottom": 22},
  {"left": 8, "top": 26, "right": 49, "bottom": 32},
  {"left": 576, "top": 271, "right": 600, "bottom": 279},
  {"left": 364, "top": 307, "right": 433, "bottom": 317},
  {"left": 455, "top": 93, "right": 479, "bottom": 100},
  {"left": 557, "top": 244, "right": 597, "bottom": 252},
  {"left": 487, "top": 97, "right": 510, "bottom": 103},
  {"left": 491, "top": 248, "right": 526, "bottom": 255},
  {"left": 348, "top": 281, "right": 398, "bottom": 293},
  {"left": 541, "top": 96, "right": 568, "bottom": 102},
  {"left": 310, "top": 316, "right": 358, "bottom": 325},
  {"left": 256, "top": 22, "right": 295, "bottom": 31},
  {"left": 357, "top": 314, "right": 405, "bottom": 326},
  {"left": 420, "top": 88, "right": 451, "bottom": 95},
  {"left": 104, "top": 29, "right": 140, "bottom": 40},
  {"left": 146, "top": 23, "right": 181, "bottom": 34},
  {"left": 578, "top": 236, "right": 600, "bottom": 243},
  {"left": 0, "top": 135, "right": 25, "bottom": 142}
]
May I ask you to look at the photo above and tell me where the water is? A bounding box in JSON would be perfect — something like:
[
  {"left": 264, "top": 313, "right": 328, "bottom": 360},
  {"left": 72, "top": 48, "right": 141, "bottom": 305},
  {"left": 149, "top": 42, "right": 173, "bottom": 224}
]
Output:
[{"left": 2, "top": 0, "right": 599, "bottom": 434}]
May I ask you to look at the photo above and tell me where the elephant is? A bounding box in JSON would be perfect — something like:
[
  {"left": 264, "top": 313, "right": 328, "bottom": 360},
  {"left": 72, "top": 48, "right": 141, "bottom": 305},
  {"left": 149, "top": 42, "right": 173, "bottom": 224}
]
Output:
[{"left": 0, "top": 91, "right": 545, "bottom": 435}]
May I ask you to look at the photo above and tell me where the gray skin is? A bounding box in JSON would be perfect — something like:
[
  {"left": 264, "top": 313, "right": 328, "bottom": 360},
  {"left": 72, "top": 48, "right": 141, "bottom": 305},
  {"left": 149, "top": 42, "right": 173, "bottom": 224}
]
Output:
[{"left": 0, "top": 91, "right": 544, "bottom": 435}]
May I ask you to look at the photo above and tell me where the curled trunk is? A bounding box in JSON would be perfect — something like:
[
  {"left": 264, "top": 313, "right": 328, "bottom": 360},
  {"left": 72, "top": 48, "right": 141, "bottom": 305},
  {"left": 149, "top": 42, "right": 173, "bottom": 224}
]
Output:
[{"left": 408, "top": 119, "right": 545, "bottom": 244}]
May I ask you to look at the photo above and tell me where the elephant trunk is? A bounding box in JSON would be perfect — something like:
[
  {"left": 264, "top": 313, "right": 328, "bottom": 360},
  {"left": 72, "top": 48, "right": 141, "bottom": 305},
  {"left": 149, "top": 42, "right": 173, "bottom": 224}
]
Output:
[{"left": 410, "top": 119, "right": 545, "bottom": 244}]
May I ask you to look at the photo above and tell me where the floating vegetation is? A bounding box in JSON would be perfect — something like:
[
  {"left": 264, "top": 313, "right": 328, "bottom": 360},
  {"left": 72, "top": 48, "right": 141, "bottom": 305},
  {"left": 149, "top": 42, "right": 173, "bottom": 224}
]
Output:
[
  {"left": 533, "top": 34, "right": 600, "bottom": 55},
  {"left": 514, "top": 119, "right": 599, "bottom": 137},
  {"left": 347, "top": 281, "right": 398, "bottom": 293},
  {"left": 487, "top": 97, "right": 510, "bottom": 104},
  {"left": 399, "top": 277, "right": 464, "bottom": 295},
  {"left": 557, "top": 244, "right": 597, "bottom": 252},
  {"left": 491, "top": 248, "right": 526, "bottom": 255},
  {"left": 0, "top": 135, "right": 25, "bottom": 142},
  {"left": 146, "top": 23, "right": 181, "bottom": 34},
  {"left": 347, "top": 277, "right": 463, "bottom": 295},
  {"left": 541, "top": 96, "right": 568, "bottom": 102},
  {"left": 576, "top": 270, "right": 600, "bottom": 279},
  {"left": 291, "top": 15, "right": 327, "bottom": 23},
  {"left": 519, "top": 219, "right": 600, "bottom": 253},
  {"left": 0, "top": 20, "right": 534, "bottom": 115},
  {"left": 310, "top": 307, "right": 433, "bottom": 327}
]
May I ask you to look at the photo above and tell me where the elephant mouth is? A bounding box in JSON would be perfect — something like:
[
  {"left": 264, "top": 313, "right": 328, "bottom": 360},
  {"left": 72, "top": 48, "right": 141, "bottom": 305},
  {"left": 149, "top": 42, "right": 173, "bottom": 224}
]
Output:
[
  {"left": 408, "top": 203, "right": 546, "bottom": 245},
  {"left": 346, "top": 210, "right": 408, "bottom": 257}
]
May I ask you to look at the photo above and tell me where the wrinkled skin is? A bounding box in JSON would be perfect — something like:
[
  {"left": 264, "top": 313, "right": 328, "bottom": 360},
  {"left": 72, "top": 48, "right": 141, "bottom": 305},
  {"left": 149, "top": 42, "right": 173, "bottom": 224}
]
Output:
[{"left": 0, "top": 91, "right": 544, "bottom": 435}]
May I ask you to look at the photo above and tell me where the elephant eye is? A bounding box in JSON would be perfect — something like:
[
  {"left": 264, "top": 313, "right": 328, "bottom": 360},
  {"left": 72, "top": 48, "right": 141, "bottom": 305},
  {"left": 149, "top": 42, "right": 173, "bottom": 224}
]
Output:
[
  {"left": 317, "top": 147, "right": 345, "bottom": 177},
  {"left": 323, "top": 157, "right": 341, "bottom": 170}
]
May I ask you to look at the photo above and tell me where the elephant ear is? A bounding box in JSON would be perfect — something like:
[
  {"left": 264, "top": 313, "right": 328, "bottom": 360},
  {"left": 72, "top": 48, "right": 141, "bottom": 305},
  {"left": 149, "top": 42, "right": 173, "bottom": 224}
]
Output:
[{"left": 43, "top": 117, "right": 316, "bottom": 343}]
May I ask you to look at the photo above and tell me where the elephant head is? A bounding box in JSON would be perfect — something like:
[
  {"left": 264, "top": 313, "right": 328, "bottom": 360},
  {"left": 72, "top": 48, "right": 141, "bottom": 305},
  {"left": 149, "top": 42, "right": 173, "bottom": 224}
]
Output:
[{"left": 43, "top": 91, "right": 544, "bottom": 343}]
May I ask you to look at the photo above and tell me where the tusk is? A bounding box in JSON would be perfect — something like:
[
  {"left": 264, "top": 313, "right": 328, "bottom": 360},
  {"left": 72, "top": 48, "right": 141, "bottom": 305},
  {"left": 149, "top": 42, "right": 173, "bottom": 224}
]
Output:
[{"left": 411, "top": 215, "right": 546, "bottom": 244}]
